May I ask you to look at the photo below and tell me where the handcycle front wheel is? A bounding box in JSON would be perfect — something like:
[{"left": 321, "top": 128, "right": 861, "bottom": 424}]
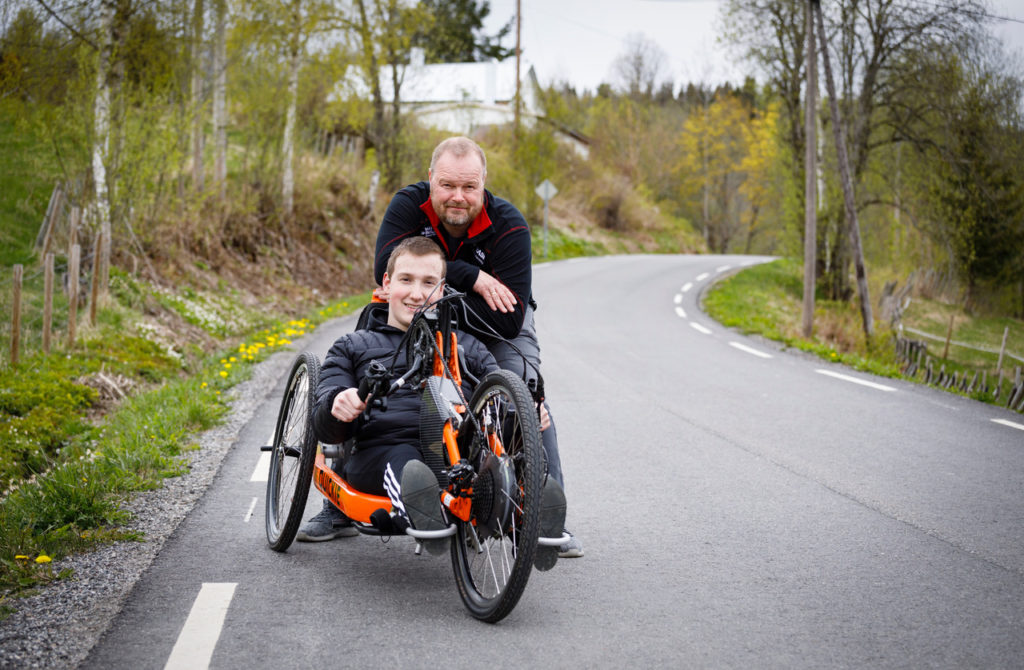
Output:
[
  {"left": 266, "top": 351, "right": 320, "bottom": 552},
  {"left": 451, "top": 369, "right": 543, "bottom": 623}
]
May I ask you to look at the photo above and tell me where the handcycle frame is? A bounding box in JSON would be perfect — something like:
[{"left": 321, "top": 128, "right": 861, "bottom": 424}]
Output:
[{"left": 264, "top": 289, "right": 565, "bottom": 622}]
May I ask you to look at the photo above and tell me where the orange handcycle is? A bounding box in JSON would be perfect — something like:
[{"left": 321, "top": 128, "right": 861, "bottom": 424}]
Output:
[{"left": 262, "top": 290, "right": 565, "bottom": 622}]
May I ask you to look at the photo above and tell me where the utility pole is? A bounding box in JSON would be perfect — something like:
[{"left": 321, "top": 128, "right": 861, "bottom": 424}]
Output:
[
  {"left": 802, "top": 0, "right": 818, "bottom": 338},
  {"left": 514, "top": 0, "right": 521, "bottom": 142}
]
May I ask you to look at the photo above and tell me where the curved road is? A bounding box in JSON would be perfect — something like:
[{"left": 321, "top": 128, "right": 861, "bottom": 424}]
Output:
[{"left": 85, "top": 255, "right": 1024, "bottom": 669}]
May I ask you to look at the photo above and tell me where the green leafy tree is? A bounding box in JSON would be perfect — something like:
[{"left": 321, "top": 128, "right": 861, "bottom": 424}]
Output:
[{"left": 414, "top": 0, "right": 512, "bottom": 63}]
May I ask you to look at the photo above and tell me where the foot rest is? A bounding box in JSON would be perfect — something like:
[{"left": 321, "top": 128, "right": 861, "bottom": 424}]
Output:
[
  {"left": 537, "top": 531, "right": 571, "bottom": 547},
  {"left": 405, "top": 524, "right": 457, "bottom": 540}
]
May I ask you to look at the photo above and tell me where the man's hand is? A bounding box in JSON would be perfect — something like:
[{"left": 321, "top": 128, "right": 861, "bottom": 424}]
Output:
[
  {"left": 473, "top": 270, "right": 517, "bottom": 313},
  {"left": 331, "top": 388, "right": 367, "bottom": 423}
]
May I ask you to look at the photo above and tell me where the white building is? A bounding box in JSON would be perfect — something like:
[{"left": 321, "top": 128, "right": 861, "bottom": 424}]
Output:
[{"left": 333, "top": 49, "right": 588, "bottom": 157}]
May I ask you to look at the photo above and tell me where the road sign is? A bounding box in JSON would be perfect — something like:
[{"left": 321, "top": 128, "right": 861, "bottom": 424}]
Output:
[{"left": 535, "top": 179, "right": 558, "bottom": 201}]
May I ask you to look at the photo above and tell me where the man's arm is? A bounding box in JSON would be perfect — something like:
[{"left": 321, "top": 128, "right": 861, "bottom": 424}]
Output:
[
  {"left": 458, "top": 212, "right": 532, "bottom": 340},
  {"left": 374, "top": 184, "right": 427, "bottom": 286}
]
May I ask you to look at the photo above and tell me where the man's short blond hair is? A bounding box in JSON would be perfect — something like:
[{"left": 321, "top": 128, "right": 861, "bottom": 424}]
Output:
[
  {"left": 386, "top": 236, "right": 446, "bottom": 277},
  {"left": 430, "top": 136, "right": 487, "bottom": 179}
]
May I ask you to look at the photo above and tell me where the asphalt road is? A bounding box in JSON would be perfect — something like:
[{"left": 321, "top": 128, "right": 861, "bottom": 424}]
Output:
[{"left": 84, "top": 254, "right": 1024, "bottom": 669}]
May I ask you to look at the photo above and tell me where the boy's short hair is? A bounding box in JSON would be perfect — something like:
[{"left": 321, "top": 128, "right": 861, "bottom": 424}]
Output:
[{"left": 386, "top": 236, "right": 446, "bottom": 277}]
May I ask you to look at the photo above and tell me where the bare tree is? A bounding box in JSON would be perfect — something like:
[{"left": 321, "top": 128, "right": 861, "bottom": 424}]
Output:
[{"left": 612, "top": 33, "right": 667, "bottom": 99}]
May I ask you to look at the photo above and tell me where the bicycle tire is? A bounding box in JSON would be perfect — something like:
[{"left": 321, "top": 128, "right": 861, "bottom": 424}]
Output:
[
  {"left": 265, "top": 352, "right": 320, "bottom": 552},
  {"left": 451, "top": 369, "right": 543, "bottom": 622}
]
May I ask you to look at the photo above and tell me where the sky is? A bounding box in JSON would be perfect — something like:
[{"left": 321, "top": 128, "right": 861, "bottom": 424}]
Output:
[{"left": 483, "top": 0, "right": 1024, "bottom": 94}]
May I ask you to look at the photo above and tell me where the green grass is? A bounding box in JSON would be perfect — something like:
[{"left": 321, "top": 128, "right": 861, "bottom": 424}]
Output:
[
  {"left": 705, "top": 258, "right": 1024, "bottom": 398},
  {"left": 0, "top": 283, "right": 367, "bottom": 617}
]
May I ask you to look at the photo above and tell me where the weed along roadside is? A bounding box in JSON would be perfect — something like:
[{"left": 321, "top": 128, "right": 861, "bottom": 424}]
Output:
[
  {"left": 0, "top": 280, "right": 368, "bottom": 624},
  {"left": 703, "top": 259, "right": 1024, "bottom": 411}
]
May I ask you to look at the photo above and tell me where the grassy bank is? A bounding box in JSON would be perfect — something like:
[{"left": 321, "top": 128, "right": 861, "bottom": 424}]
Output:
[
  {"left": 0, "top": 279, "right": 367, "bottom": 619},
  {"left": 704, "top": 258, "right": 1024, "bottom": 402}
]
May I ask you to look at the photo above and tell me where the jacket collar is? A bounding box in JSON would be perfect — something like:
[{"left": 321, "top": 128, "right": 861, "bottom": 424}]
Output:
[{"left": 419, "top": 190, "right": 494, "bottom": 242}]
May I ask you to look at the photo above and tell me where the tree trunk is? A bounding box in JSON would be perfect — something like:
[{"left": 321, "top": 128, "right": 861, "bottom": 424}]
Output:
[
  {"left": 191, "top": 0, "right": 205, "bottom": 193},
  {"left": 92, "top": 0, "right": 114, "bottom": 235},
  {"left": 802, "top": 0, "right": 818, "bottom": 338},
  {"left": 815, "top": 1, "right": 873, "bottom": 340},
  {"left": 213, "top": 0, "right": 227, "bottom": 201},
  {"left": 281, "top": 0, "right": 301, "bottom": 222}
]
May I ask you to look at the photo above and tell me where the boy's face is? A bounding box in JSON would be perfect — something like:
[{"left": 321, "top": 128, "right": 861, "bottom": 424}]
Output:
[{"left": 383, "top": 252, "right": 445, "bottom": 331}]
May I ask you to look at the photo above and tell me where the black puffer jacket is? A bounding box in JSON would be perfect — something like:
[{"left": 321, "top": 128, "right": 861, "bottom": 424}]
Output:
[{"left": 311, "top": 315, "right": 498, "bottom": 451}]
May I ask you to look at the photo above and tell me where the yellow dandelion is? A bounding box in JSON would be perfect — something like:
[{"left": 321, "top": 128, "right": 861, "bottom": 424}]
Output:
[
  {"left": 15, "top": 555, "right": 28, "bottom": 560},
  {"left": 229, "top": 356, "right": 237, "bottom": 362},
  {"left": 219, "top": 370, "right": 228, "bottom": 378},
  {"left": 35, "top": 555, "right": 52, "bottom": 564},
  {"left": 201, "top": 382, "right": 207, "bottom": 388}
]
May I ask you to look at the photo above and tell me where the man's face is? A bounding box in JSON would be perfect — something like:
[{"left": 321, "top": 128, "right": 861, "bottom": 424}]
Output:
[
  {"left": 383, "top": 252, "right": 445, "bottom": 331},
  {"left": 429, "top": 150, "right": 485, "bottom": 237}
]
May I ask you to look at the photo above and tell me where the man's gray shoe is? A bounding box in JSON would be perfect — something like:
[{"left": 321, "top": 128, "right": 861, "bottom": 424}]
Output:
[
  {"left": 534, "top": 477, "right": 567, "bottom": 571},
  {"left": 400, "top": 460, "right": 448, "bottom": 555},
  {"left": 558, "top": 530, "right": 584, "bottom": 558},
  {"left": 296, "top": 501, "right": 360, "bottom": 542}
]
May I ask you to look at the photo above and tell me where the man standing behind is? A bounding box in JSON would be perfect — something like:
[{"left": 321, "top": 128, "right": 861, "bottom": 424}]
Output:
[{"left": 372, "top": 137, "right": 583, "bottom": 558}]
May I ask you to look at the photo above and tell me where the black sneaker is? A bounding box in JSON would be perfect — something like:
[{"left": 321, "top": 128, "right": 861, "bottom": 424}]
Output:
[
  {"left": 296, "top": 501, "right": 360, "bottom": 542},
  {"left": 534, "top": 477, "right": 567, "bottom": 571},
  {"left": 400, "top": 460, "right": 448, "bottom": 555}
]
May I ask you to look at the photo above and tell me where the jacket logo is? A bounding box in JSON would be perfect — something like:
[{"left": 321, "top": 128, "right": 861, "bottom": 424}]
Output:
[
  {"left": 422, "top": 226, "right": 436, "bottom": 238},
  {"left": 474, "top": 248, "right": 486, "bottom": 264}
]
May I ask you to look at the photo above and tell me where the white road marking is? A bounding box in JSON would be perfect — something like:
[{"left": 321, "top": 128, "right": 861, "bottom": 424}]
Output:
[
  {"left": 690, "top": 322, "right": 712, "bottom": 335},
  {"left": 696, "top": 272, "right": 709, "bottom": 281},
  {"left": 815, "top": 369, "right": 897, "bottom": 392},
  {"left": 244, "top": 497, "right": 258, "bottom": 523},
  {"left": 992, "top": 418, "right": 1024, "bottom": 432},
  {"left": 164, "top": 583, "right": 237, "bottom": 670},
  {"left": 251, "top": 451, "right": 271, "bottom": 482},
  {"left": 716, "top": 265, "right": 732, "bottom": 273},
  {"left": 681, "top": 282, "right": 693, "bottom": 293},
  {"left": 729, "top": 342, "right": 773, "bottom": 359},
  {"left": 567, "top": 257, "right": 588, "bottom": 264},
  {"left": 675, "top": 306, "right": 687, "bottom": 318}
]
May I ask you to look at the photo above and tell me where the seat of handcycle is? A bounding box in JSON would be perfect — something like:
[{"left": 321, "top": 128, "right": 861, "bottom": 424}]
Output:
[{"left": 355, "top": 299, "right": 388, "bottom": 332}]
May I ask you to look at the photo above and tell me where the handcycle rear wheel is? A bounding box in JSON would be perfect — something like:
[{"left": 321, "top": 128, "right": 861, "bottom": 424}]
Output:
[
  {"left": 451, "top": 369, "right": 543, "bottom": 622},
  {"left": 265, "top": 352, "right": 320, "bottom": 552}
]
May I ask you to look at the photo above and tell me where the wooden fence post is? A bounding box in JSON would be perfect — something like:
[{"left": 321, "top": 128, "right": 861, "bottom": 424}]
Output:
[
  {"left": 90, "top": 230, "right": 102, "bottom": 325},
  {"left": 43, "top": 252, "right": 54, "bottom": 354},
  {"left": 996, "top": 325, "right": 1009, "bottom": 376},
  {"left": 942, "top": 314, "right": 955, "bottom": 360},
  {"left": 100, "top": 220, "right": 111, "bottom": 301},
  {"left": 68, "top": 244, "right": 80, "bottom": 348},
  {"left": 10, "top": 265, "right": 22, "bottom": 365}
]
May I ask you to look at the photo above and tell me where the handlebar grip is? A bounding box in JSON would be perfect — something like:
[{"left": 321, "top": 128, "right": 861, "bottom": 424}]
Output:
[
  {"left": 358, "top": 359, "right": 389, "bottom": 402},
  {"left": 357, "top": 376, "right": 373, "bottom": 402}
]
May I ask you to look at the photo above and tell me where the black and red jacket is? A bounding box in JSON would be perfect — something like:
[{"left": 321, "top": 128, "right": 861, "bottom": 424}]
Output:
[{"left": 373, "top": 181, "right": 533, "bottom": 340}]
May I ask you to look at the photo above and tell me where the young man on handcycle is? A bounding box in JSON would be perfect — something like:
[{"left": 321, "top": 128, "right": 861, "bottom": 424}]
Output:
[
  {"left": 371, "top": 137, "right": 583, "bottom": 558},
  {"left": 297, "top": 237, "right": 564, "bottom": 552}
]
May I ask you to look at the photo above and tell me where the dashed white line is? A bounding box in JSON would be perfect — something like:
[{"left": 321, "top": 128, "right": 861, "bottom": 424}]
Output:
[
  {"left": 815, "top": 369, "right": 897, "bottom": 392},
  {"left": 674, "top": 293, "right": 683, "bottom": 304},
  {"left": 729, "top": 342, "right": 773, "bottom": 359},
  {"left": 992, "top": 418, "right": 1024, "bottom": 432},
  {"left": 674, "top": 306, "right": 687, "bottom": 318},
  {"left": 164, "top": 583, "right": 237, "bottom": 670},
  {"left": 716, "top": 265, "right": 732, "bottom": 273},
  {"left": 244, "top": 497, "right": 258, "bottom": 522},
  {"left": 690, "top": 322, "right": 712, "bottom": 335},
  {"left": 696, "top": 273, "right": 709, "bottom": 281},
  {"left": 681, "top": 282, "right": 694, "bottom": 293},
  {"left": 251, "top": 451, "right": 270, "bottom": 482}
]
